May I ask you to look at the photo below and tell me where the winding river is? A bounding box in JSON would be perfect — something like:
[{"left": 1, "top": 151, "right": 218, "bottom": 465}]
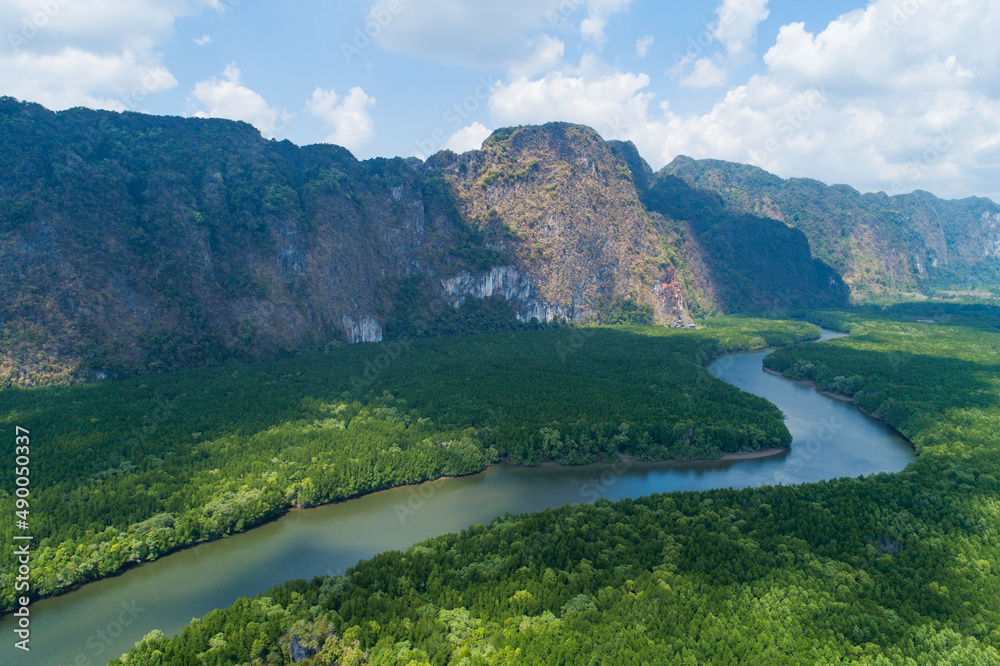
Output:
[{"left": 2, "top": 330, "right": 915, "bottom": 665}]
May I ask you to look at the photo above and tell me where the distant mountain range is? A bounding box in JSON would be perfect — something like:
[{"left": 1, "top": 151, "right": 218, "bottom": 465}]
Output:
[
  {"left": 662, "top": 156, "right": 1000, "bottom": 300},
  {"left": 1, "top": 97, "right": 996, "bottom": 386}
]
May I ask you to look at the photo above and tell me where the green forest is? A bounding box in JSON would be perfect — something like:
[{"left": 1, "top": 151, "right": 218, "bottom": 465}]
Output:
[
  {"left": 0, "top": 317, "right": 817, "bottom": 610},
  {"left": 111, "top": 305, "right": 1000, "bottom": 664}
]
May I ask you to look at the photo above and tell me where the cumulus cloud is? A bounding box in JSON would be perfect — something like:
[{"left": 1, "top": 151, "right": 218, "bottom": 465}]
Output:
[
  {"left": 0, "top": 47, "right": 177, "bottom": 111},
  {"left": 306, "top": 86, "right": 377, "bottom": 153},
  {"left": 193, "top": 34, "right": 212, "bottom": 46},
  {"left": 191, "top": 63, "right": 293, "bottom": 139},
  {"left": 713, "top": 0, "right": 770, "bottom": 62},
  {"left": 0, "top": 0, "right": 216, "bottom": 110},
  {"left": 742, "top": 0, "right": 1000, "bottom": 197},
  {"left": 673, "top": 0, "right": 769, "bottom": 88},
  {"left": 679, "top": 57, "right": 729, "bottom": 88},
  {"left": 490, "top": 56, "right": 654, "bottom": 141},
  {"left": 635, "top": 35, "right": 654, "bottom": 59},
  {"left": 444, "top": 122, "right": 492, "bottom": 153},
  {"left": 508, "top": 34, "right": 565, "bottom": 79},
  {"left": 483, "top": 0, "right": 1000, "bottom": 200}
]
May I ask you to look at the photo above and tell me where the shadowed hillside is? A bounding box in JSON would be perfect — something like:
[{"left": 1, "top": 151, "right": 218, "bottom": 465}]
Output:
[{"left": 662, "top": 155, "right": 1000, "bottom": 300}]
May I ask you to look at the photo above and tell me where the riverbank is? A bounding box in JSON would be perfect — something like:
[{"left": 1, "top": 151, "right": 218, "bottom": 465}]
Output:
[
  {"left": 720, "top": 447, "right": 790, "bottom": 460},
  {"left": 763, "top": 366, "right": 812, "bottom": 387},
  {"left": 856, "top": 405, "right": 913, "bottom": 443},
  {"left": 761, "top": 332, "right": 915, "bottom": 448},
  {"left": 762, "top": 367, "right": 857, "bottom": 402},
  {"left": 516, "top": 446, "right": 790, "bottom": 467}
]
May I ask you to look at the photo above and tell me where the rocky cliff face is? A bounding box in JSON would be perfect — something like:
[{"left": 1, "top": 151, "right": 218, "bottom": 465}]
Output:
[
  {"left": 983, "top": 212, "right": 1000, "bottom": 260},
  {"left": 439, "top": 265, "right": 574, "bottom": 323},
  {"left": 429, "top": 124, "right": 690, "bottom": 325},
  {"left": 0, "top": 103, "right": 855, "bottom": 386},
  {"left": 662, "top": 156, "right": 1000, "bottom": 300}
]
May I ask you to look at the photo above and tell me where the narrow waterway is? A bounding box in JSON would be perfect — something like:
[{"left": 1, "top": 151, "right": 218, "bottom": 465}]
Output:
[{"left": 2, "top": 329, "right": 915, "bottom": 665}]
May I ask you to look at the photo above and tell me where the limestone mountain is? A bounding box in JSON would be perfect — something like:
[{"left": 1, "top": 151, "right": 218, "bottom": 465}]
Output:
[
  {"left": 427, "top": 124, "right": 686, "bottom": 324},
  {"left": 1, "top": 100, "right": 846, "bottom": 386},
  {"left": 662, "top": 156, "right": 1000, "bottom": 300},
  {"left": 427, "top": 126, "right": 848, "bottom": 320}
]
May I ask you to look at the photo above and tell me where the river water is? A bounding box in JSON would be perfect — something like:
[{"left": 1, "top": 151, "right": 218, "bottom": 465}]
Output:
[{"left": 2, "top": 330, "right": 915, "bottom": 665}]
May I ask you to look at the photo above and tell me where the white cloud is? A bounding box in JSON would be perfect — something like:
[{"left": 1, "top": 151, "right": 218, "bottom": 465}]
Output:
[
  {"left": 490, "top": 60, "right": 654, "bottom": 141},
  {"left": 579, "top": 0, "right": 632, "bottom": 48},
  {"left": 635, "top": 35, "right": 654, "bottom": 58},
  {"left": 0, "top": 0, "right": 216, "bottom": 110},
  {"left": 0, "top": 0, "right": 210, "bottom": 51},
  {"left": 713, "top": 0, "right": 770, "bottom": 63},
  {"left": 844, "top": 106, "right": 884, "bottom": 144},
  {"left": 673, "top": 0, "right": 769, "bottom": 88},
  {"left": 191, "top": 63, "right": 293, "bottom": 140},
  {"left": 0, "top": 47, "right": 177, "bottom": 111},
  {"left": 306, "top": 86, "right": 377, "bottom": 154},
  {"left": 193, "top": 34, "right": 212, "bottom": 46},
  {"left": 369, "top": 0, "right": 562, "bottom": 69},
  {"left": 444, "top": 122, "right": 492, "bottom": 153},
  {"left": 481, "top": 0, "right": 1000, "bottom": 200},
  {"left": 739, "top": 0, "right": 1000, "bottom": 197},
  {"left": 368, "top": 0, "right": 631, "bottom": 71},
  {"left": 680, "top": 57, "right": 728, "bottom": 88},
  {"left": 508, "top": 34, "right": 565, "bottom": 79}
]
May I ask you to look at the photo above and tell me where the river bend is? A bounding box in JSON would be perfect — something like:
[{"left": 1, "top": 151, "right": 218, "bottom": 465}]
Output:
[{"left": 1, "top": 330, "right": 915, "bottom": 665}]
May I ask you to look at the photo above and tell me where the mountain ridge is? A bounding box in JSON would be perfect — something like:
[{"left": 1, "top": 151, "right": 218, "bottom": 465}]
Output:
[
  {"left": 11, "top": 98, "right": 993, "bottom": 386},
  {"left": 662, "top": 155, "right": 1000, "bottom": 300}
]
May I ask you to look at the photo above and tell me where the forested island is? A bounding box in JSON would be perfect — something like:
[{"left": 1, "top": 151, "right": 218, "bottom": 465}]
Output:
[
  {"left": 0, "top": 317, "right": 817, "bottom": 610},
  {"left": 109, "top": 304, "right": 1000, "bottom": 664}
]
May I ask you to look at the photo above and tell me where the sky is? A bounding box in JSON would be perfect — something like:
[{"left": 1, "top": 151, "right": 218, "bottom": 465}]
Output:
[{"left": 2, "top": 0, "right": 999, "bottom": 201}]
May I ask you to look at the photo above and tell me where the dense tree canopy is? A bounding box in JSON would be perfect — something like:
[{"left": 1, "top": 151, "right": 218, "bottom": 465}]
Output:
[
  {"left": 0, "top": 317, "right": 815, "bottom": 609},
  {"left": 111, "top": 305, "right": 1000, "bottom": 664}
]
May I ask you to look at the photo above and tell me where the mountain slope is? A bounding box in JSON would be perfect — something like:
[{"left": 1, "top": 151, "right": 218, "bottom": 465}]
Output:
[
  {"left": 428, "top": 124, "right": 687, "bottom": 323},
  {"left": 0, "top": 101, "right": 848, "bottom": 386},
  {"left": 1, "top": 98, "right": 493, "bottom": 384},
  {"left": 425, "top": 126, "right": 848, "bottom": 322},
  {"left": 662, "top": 155, "right": 1000, "bottom": 300},
  {"left": 639, "top": 167, "right": 848, "bottom": 314}
]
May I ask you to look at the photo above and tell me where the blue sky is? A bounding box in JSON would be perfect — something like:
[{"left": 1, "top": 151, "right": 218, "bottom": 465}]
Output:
[{"left": 3, "top": 0, "right": 999, "bottom": 201}]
